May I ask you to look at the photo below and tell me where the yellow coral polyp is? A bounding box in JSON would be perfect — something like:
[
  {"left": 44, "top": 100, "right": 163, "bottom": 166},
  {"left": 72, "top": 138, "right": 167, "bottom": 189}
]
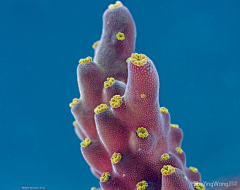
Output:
[
  {"left": 100, "top": 172, "right": 110, "bottom": 182},
  {"left": 141, "top": 94, "right": 146, "bottom": 98},
  {"left": 161, "top": 165, "right": 175, "bottom": 176},
  {"left": 104, "top": 77, "right": 115, "bottom": 88},
  {"left": 126, "top": 57, "right": 130, "bottom": 64},
  {"left": 69, "top": 98, "right": 79, "bottom": 107},
  {"left": 73, "top": 121, "right": 78, "bottom": 127},
  {"left": 94, "top": 104, "right": 108, "bottom": 114},
  {"left": 194, "top": 182, "right": 205, "bottom": 190},
  {"left": 80, "top": 138, "right": 91, "bottom": 147},
  {"left": 79, "top": 56, "right": 92, "bottom": 64},
  {"left": 136, "top": 180, "right": 148, "bottom": 190},
  {"left": 131, "top": 53, "right": 147, "bottom": 66},
  {"left": 189, "top": 166, "right": 198, "bottom": 173},
  {"left": 109, "top": 95, "right": 122, "bottom": 108},
  {"left": 170, "top": 124, "right": 179, "bottom": 128},
  {"left": 90, "top": 187, "right": 97, "bottom": 190},
  {"left": 92, "top": 40, "right": 99, "bottom": 49},
  {"left": 116, "top": 32, "right": 125, "bottom": 40},
  {"left": 111, "top": 152, "right": 122, "bottom": 164},
  {"left": 175, "top": 147, "right": 183, "bottom": 153},
  {"left": 108, "top": 1, "right": 123, "bottom": 9},
  {"left": 136, "top": 127, "right": 148, "bottom": 138},
  {"left": 160, "top": 107, "right": 168, "bottom": 113},
  {"left": 161, "top": 153, "right": 170, "bottom": 161}
]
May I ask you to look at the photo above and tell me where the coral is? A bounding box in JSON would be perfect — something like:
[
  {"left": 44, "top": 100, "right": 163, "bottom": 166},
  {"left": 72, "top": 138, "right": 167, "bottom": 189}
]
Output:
[
  {"left": 70, "top": 1, "right": 205, "bottom": 189},
  {"left": 100, "top": 172, "right": 111, "bottom": 182},
  {"left": 116, "top": 32, "right": 125, "bottom": 41},
  {"left": 80, "top": 138, "right": 91, "bottom": 148},
  {"left": 79, "top": 56, "right": 92, "bottom": 64},
  {"left": 136, "top": 180, "right": 148, "bottom": 190},
  {"left": 92, "top": 41, "right": 100, "bottom": 49},
  {"left": 161, "top": 153, "right": 170, "bottom": 161},
  {"left": 104, "top": 77, "right": 115, "bottom": 89},
  {"left": 110, "top": 152, "right": 122, "bottom": 164},
  {"left": 194, "top": 182, "right": 205, "bottom": 190}
]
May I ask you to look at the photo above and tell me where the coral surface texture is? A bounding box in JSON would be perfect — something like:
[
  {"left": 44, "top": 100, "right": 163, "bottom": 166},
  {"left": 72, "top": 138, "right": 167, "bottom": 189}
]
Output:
[{"left": 70, "top": 1, "right": 205, "bottom": 190}]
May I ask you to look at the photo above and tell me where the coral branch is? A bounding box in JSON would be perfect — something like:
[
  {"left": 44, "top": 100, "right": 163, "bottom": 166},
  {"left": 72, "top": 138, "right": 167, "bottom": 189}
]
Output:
[{"left": 69, "top": 1, "right": 205, "bottom": 190}]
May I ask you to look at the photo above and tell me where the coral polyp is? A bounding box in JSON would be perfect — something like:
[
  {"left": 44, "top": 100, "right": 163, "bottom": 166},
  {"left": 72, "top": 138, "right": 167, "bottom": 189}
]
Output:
[
  {"left": 136, "top": 180, "right": 148, "bottom": 190},
  {"left": 109, "top": 95, "right": 123, "bottom": 108},
  {"left": 70, "top": 1, "right": 205, "bottom": 189},
  {"left": 116, "top": 32, "right": 125, "bottom": 41},
  {"left": 161, "top": 165, "right": 176, "bottom": 176},
  {"left": 110, "top": 152, "right": 122, "bottom": 164},
  {"left": 79, "top": 56, "right": 92, "bottom": 64},
  {"left": 131, "top": 53, "right": 148, "bottom": 66}
]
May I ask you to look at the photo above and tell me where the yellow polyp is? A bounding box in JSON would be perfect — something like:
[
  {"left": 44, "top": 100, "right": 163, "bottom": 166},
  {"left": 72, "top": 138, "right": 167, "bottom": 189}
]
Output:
[
  {"left": 175, "top": 147, "right": 183, "bottom": 153},
  {"left": 104, "top": 77, "right": 115, "bottom": 88},
  {"left": 109, "top": 95, "right": 122, "bottom": 108},
  {"left": 189, "top": 166, "right": 198, "bottom": 173},
  {"left": 111, "top": 152, "right": 122, "bottom": 164},
  {"left": 170, "top": 124, "right": 179, "bottom": 129},
  {"left": 92, "top": 40, "right": 99, "bottom": 49},
  {"left": 116, "top": 32, "right": 125, "bottom": 40},
  {"left": 90, "top": 187, "right": 97, "bottom": 190},
  {"left": 161, "top": 165, "right": 175, "bottom": 176},
  {"left": 94, "top": 104, "right": 108, "bottom": 114},
  {"left": 69, "top": 98, "right": 79, "bottom": 107},
  {"left": 131, "top": 53, "right": 147, "bottom": 66},
  {"left": 194, "top": 182, "right": 205, "bottom": 190},
  {"left": 141, "top": 94, "right": 146, "bottom": 98},
  {"left": 108, "top": 1, "right": 123, "bottom": 9},
  {"left": 126, "top": 57, "right": 130, "bottom": 64},
  {"left": 80, "top": 138, "right": 91, "bottom": 147},
  {"left": 161, "top": 153, "right": 170, "bottom": 161},
  {"left": 73, "top": 121, "right": 78, "bottom": 127},
  {"left": 136, "top": 180, "right": 148, "bottom": 190},
  {"left": 136, "top": 127, "right": 148, "bottom": 138},
  {"left": 160, "top": 107, "right": 168, "bottom": 113},
  {"left": 79, "top": 56, "right": 92, "bottom": 64},
  {"left": 100, "top": 172, "right": 110, "bottom": 182}
]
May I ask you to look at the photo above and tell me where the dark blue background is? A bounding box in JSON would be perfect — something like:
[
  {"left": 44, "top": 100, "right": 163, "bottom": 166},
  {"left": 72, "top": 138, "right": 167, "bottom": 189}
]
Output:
[{"left": 1, "top": 0, "right": 239, "bottom": 189}]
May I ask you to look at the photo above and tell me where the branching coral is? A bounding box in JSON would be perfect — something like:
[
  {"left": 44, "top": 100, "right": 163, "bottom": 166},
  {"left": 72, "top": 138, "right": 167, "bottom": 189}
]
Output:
[{"left": 70, "top": 1, "right": 205, "bottom": 189}]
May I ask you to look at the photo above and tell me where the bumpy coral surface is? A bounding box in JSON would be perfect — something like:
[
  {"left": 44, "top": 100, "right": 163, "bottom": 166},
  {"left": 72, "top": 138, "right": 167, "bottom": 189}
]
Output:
[{"left": 70, "top": 1, "right": 205, "bottom": 190}]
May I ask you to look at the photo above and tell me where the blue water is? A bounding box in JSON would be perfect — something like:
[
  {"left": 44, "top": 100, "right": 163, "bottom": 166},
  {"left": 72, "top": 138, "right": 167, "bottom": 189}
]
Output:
[{"left": 0, "top": 0, "right": 239, "bottom": 189}]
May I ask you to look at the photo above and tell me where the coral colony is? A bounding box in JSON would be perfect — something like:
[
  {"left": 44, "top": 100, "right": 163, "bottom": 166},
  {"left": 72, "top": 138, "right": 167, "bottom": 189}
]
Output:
[{"left": 69, "top": 1, "right": 205, "bottom": 190}]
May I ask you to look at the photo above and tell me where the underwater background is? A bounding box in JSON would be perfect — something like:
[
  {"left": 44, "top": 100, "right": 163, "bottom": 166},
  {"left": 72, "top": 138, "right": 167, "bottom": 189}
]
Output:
[{"left": 0, "top": 0, "right": 239, "bottom": 189}]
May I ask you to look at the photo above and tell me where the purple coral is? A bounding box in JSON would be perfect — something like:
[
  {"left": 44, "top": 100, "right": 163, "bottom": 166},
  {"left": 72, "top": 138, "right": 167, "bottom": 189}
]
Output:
[{"left": 70, "top": 1, "right": 205, "bottom": 190}]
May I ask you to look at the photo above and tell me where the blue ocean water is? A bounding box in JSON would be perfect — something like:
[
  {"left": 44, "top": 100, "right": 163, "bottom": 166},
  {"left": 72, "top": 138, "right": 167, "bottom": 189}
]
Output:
[{"left": 0, "top": 0, "right": 239, "bottom": 189}]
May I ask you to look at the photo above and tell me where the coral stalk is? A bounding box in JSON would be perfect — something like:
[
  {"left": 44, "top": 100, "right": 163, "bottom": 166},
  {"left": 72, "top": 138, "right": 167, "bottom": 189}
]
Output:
[{"left": 70, "top": 1, "right": 205, "bottom": 190}]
